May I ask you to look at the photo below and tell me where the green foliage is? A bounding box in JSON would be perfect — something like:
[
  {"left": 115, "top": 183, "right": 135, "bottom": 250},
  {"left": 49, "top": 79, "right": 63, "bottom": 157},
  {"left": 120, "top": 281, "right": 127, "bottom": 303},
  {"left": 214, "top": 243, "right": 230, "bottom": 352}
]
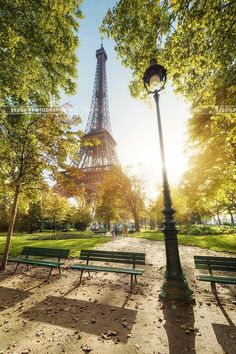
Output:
[
  {"left": 0, "top": 113, "right": 81, "bottom": 195},
  {"left": 0, "top": 110, "right": 81, "bottom": 269},
  {"left": 73, "top": 192, "right": 92, "bottom": 231},
  {"left": 43, "top": 190, "right": 71, "bottom": 231},
  {"left": 29, "top": 231, "right": 94, "bottom": 240},
  {"left": 179, "top": 224, "right": 236, "bottom": 236},
  {"left": 17, "top": 201, "right": 43, "bottom": 233},
  {"left": 101, "top": 1, "right": 236, "bottom": 224},
  {"left": 0, "top": 0, "right": 82, "bottom": 105},
  {"left": 95, "top": 166, "right": 146, "bottom": 230},
  {"left": 181, "top": 112, "right": 236, "bottom": 222},
  {"left": 102, "top": 0, "right": 235, "bottom": 104},
  {"left": 0, "top": 187, "right": 11, "bottom": 231},
  {"left": 0, "top": 1, "right": 83, "bottom": 270}
]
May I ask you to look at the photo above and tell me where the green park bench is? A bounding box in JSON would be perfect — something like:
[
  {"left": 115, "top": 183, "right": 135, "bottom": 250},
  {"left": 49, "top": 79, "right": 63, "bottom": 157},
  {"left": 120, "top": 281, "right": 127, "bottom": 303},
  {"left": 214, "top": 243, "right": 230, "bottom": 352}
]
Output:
[
  {"left": 8, "top": 247, "right": 70, "bottom": 279},
  {"left": 194, "top": 255, "right": 236, "bottom": 298},
  {"left": 70, "top": 249, "right": 146, "bottom": 292}
]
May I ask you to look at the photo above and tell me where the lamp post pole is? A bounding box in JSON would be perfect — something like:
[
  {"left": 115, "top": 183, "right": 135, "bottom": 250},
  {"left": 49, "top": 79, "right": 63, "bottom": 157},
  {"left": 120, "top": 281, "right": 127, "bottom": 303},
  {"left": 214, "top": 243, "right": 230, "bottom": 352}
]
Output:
[
  {"left": 143, "top": 60, "right": 193, "bottom": 301},
  {"left": 154, "top": 90, "right": 192, "bottom": 301}
]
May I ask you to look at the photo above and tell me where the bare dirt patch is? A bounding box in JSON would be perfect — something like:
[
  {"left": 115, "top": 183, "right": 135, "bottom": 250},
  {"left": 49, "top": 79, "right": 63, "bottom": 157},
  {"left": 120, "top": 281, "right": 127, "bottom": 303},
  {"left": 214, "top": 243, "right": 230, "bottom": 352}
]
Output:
[{"left": 0, "top": 237, "right": 235, "bottom": 354}]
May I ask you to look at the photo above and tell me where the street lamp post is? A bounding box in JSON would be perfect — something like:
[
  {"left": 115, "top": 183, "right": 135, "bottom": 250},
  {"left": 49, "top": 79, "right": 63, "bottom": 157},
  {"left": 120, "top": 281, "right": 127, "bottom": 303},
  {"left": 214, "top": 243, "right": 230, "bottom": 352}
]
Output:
[{"left": 143, "top": 59, "right": 192, "bottom": 301}]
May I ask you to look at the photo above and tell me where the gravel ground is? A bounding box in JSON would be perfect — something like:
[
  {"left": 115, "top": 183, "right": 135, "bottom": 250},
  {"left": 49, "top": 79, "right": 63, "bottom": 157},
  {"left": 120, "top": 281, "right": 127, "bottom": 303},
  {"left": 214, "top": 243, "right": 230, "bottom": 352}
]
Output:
[{"left": 0, "top": 237, "right": 235, "bottom": 354}]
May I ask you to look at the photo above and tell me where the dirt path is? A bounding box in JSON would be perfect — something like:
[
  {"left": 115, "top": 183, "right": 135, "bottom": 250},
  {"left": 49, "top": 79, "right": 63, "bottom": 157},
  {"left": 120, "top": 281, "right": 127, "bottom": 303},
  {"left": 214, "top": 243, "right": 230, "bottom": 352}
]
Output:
[{"left": 0, "top": 237, "right": 235, "bottom": 354}]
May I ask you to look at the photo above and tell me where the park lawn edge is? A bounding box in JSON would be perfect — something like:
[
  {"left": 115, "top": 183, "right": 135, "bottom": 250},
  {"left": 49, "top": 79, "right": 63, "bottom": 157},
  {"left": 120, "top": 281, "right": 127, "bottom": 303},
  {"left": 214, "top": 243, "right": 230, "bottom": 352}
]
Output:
[
  {"left": 131, "top": 231, "right": 236, "bottom": 254},
  {"left": 0, "top": 235, "right": 112, "bottom": 259}
]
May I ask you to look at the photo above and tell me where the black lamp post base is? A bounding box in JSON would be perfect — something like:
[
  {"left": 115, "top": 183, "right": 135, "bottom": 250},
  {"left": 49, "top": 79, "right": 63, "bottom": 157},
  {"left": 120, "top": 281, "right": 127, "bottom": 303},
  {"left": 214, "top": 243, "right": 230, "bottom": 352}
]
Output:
[{"left": 159, "top": 275, "right": 194, "bottom": 303}]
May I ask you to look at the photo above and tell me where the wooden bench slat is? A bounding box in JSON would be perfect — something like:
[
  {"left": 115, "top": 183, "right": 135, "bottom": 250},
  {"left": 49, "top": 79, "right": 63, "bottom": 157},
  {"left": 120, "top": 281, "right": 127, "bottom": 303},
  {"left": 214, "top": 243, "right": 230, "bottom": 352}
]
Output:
[
  {"left": 70, "top": 264, "right": 144, "bottom": 275},
  {"left": 79, "top": 256, "right": 145, "bottom": 265},
  {"left": 195, "top": 265, "right": 236, "bottom": 272},
  {"left": 194, "top": 255, "right": 236, "bottom": 262},
  {"left": 195, "top": 259, "right": 236, "bottom": 265},
  {"left": 80, "top": 249, "right": 145, "bottom": 254},
  {"left": 80, "top": 253, "right": 144, "bottom": 257},
  {"left": 198, "top": 275, "right": 236, "bottom": 284},
  {"left": 7, "top": 258, "right": 64, "bottom": 267},
  {"left": 21, "top": 247, "right": 70, "bottom": 258},
  {"left": 194, "top": 255, "right": 236, "bottom": 273},
  {"left": 195, "top": 259, "right": 236, "bottom": 264},
  {"left": 80, "top": 250, "right": 145, "bottom": 259}
]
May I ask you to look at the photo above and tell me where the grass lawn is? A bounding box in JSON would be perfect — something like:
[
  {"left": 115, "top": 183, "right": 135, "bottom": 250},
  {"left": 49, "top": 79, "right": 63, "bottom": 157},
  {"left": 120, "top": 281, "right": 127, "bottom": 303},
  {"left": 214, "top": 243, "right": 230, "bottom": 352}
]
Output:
[
  {"left": 1, "top": 230, "right": 236, "bottom": 258},
  {"left": 0, "top": 232, "right": 112, "bottom": 258},
  {"left": 131, "top": 230, "right": 236, "bottom": 254}
]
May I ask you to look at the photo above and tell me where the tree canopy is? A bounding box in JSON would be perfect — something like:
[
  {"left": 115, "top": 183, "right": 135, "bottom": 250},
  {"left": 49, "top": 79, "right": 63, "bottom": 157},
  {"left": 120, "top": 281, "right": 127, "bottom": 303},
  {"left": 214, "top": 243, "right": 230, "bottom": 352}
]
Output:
[
  {"left": 0, "top": 1, "right": 83, "bottom": 269},
  {"left": 102, "top": 0, "right": 236, "bottom": 222},
  {"left": 0, "top": 0, "right": 82, "bottom": 106},
  {"left": 102, "top": 0, "right": 235, "bottom": 104},
  {"left": 0, "top": 111, "right": 81, "bottom": 269},
  {"left": 96, "top": 167, "right": 146, "bottom": 231}
]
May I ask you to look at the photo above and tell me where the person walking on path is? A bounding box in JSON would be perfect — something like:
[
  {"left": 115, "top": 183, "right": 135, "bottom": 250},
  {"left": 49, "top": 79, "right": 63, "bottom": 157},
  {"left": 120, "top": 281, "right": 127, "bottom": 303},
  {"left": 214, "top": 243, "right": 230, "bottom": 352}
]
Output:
[
  {"left": 123, "top": 222, "right": 128, "bottom": 237},
  {"left": 114, "top": 223, "right": 119, "bottom": 236}
]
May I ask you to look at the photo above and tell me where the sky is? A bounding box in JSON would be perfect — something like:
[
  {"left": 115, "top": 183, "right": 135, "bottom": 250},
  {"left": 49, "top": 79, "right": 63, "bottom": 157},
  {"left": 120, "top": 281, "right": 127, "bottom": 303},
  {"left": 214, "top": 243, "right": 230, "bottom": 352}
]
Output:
[{"left": 61, "top": 0, "right": 191, "bottom": 199}]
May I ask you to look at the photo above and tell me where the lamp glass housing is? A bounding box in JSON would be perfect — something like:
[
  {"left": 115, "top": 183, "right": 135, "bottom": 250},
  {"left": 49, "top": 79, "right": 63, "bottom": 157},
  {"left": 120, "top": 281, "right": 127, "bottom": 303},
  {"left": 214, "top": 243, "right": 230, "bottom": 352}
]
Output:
[
  {"left": 149, "top": 74, "right": 161, "bottom": 90},
  {"left": 143, "top": 60, "right": 167, "bottom": 93}
]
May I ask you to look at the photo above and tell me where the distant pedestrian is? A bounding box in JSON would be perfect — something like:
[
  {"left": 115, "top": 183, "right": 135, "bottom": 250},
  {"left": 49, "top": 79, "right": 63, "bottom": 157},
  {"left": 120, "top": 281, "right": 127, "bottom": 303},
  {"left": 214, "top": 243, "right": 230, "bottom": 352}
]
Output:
[
  {"left": 123, "top": 222, "right": 128, "bottom": 237},
  {"left": 114, "top": 223, "right": 119, "bottom": 236}
]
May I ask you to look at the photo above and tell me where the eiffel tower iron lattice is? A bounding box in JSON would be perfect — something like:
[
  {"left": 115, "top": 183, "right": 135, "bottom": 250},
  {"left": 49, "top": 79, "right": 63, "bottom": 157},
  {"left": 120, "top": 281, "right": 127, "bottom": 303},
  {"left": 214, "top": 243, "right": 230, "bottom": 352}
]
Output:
[{"left": 77, "top": 45, "right": 119, "bottom": 193}]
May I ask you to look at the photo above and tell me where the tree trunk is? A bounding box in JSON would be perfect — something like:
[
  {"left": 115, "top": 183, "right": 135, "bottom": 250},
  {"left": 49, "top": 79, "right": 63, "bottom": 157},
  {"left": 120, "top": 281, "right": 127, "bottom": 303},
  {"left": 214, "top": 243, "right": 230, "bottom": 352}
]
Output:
[
  {"left": 30, "top": 221, "right": 33, "bottom": 234},
  {"left": 53, "top": 217, "right": 56, "bottom": 232},
  {"left": 228, "top": 209, "right": 234, "bottom": 225},
  {"left": 0, "top": 187, "right": 20, "bottom": 270},
  {"left": 133, "top": 212, "right": 140, "bottom": 232},
  {"left": 197, "top": 212, "right": 202, "bottom": 224},
  {"left": 217, "top": 213, "right": 221, "bottom": 225}
]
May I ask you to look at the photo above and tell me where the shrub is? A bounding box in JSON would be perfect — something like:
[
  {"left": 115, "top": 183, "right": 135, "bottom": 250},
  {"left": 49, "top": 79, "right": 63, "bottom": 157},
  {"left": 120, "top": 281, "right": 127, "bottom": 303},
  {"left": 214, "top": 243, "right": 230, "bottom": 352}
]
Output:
[
  {"left": 178, "top": 224, "right": 236, "bottom": 236},
  {"left": 30, "top": 231, "right": 94, "bottom": 240}
]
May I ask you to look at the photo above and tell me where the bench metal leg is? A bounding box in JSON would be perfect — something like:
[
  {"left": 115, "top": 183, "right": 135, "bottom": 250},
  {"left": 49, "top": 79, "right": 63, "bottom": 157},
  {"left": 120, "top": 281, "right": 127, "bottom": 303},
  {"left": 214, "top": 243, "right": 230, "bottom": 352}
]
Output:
[
  {"left": 12, "top": 262, "right": 20, "bottom": 275},
  {"left": 46, "top": 267, "right": 53, "bottom": 280},
  {"left": 79, "top": 269, "right": 84, "bottom": 285},
  {"left": 211, "top": 282, "right": 219, "bottom": 302},
  {"left": 130, "top": 274, "right": 134, "bottom": 293},
  {"left": 88, "top": 270, "right": 91, "bottom": 278},
  {"left": 135, "top": 275, "right": 137, "bottom": 283},
  {"left": 58, "top": 266, "right": 61, "bottom": 274}
]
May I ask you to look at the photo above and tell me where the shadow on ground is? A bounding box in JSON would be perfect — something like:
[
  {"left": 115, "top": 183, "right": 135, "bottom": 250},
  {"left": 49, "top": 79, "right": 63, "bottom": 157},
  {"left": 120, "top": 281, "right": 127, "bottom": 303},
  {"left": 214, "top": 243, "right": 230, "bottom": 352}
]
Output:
[
  {"left": 0, "top": 286, "right": 32, "bottom": 311},
  {"left": 22, "top": 295, "right": 137, "bottom": 343},
  {"left": 212, "top": 323, "right": 236, "bottom": 354},
  {"left": 212, "top": 299, "right": 236, "bottom": 354},
  {"left": 163, "top": 303, "right": 196, "bottom": 354}
]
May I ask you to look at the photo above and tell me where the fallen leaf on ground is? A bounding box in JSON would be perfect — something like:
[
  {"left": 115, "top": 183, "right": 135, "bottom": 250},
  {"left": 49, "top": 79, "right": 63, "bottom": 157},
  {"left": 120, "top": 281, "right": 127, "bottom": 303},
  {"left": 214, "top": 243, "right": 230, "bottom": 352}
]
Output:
[
  {"left": 81, "top": 344, "right": 93, "bottom": 352},
  {"left": 21, "top": 349, "right": 31, "bottom": 354},
  {"left": 101, "top": 330, "right": 118, "bottom": 340}
]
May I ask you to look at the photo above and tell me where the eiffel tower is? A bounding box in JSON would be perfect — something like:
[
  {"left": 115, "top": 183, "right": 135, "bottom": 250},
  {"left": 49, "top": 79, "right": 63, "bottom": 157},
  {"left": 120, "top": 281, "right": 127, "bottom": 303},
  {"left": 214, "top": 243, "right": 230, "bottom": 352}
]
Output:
[{"left": 77, "top": 45, "right": 118, "bottom": 194}]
